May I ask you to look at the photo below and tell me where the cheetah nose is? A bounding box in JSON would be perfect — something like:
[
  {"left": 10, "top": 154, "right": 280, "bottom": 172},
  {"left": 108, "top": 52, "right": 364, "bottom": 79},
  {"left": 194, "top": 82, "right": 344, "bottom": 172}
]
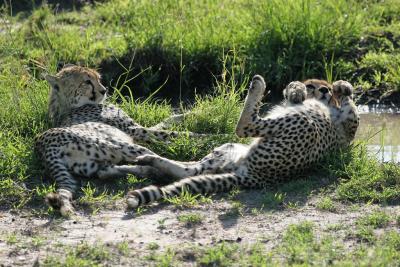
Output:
[{"left": 319, "top": 87, "right": 328, "bottom": 94}]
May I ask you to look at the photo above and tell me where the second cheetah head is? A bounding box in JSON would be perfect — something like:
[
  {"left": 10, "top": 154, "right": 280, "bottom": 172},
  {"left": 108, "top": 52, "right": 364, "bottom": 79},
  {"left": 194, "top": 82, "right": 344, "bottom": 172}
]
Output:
[
  {"left": 45, "top": 65, "right": 107, "bottom": 123},
  {"left": 303, "top": 79, "right": 338, "bottom": 107}
]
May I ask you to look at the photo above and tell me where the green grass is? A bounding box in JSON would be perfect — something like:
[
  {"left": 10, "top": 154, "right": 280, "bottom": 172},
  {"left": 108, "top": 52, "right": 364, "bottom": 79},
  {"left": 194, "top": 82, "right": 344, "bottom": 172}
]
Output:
[
  {"left": 317, "top": 143, "right": 400, "bottom": 204},
  {"left": 177, "top": 212, "right": 203, "bottom": 226},
  {"left": 316, "top": 196, "right": 337, "bottom": 212},
  {"left": 164, "top": 187, "right": 212, "bottom": 208},
  {"left": 1, "top": 3, "right": 399, "bottom": 266},
  {"left": 146, "top": 222, "right": 400, "bottom": 266},
  {"left": 0, "top": 0, "right": 399, "bottom": 214},
  {"left": 43, "top": 243, "right": 112, "bottom": 267},
  {"left": 2, "top": 0, "right": 400, "bottom": 95},
  {"left": 36, "top": 232, "right": 396, "bottom": 266},
  {"left": 356, "top": 211, "right": 391, "bottom": 229},
  {"left": 350, "top": 211, "right": 391, "bottom": 244}
]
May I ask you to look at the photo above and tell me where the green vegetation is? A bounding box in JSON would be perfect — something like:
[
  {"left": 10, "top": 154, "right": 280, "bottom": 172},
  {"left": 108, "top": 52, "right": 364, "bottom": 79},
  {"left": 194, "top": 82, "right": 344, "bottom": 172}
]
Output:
[
  {"left": 349, "top": 211, "right": 393, "bottom": 244},
  {"left": 146, "top": 222, "right": 400, "bottom": 266},
  {"left": 356, "top": 211, "right": 391, "bottom": 229},
  {"left": 0, "top": 1, "right": 400, "bottom": 265},
  {"left": 43, "top": 243, "right": 112, "bottom": 267},
  {"left": 5, "top": 233, "right": 18, "bottom": 245},
  {"left": 318, "top": 143, "right": 400, "bottom": 204},
  {"left": 177, "top": 212, "right": 203, "bottom": 226},
  {"left": 164, "top": 188, "right": 212, "bottom": 208},
  {"left": 316, "top": 196, "right": 337, "bottom": 212},
  {"left": 0, "top": 0, "right": 399, "bottom": 212}
]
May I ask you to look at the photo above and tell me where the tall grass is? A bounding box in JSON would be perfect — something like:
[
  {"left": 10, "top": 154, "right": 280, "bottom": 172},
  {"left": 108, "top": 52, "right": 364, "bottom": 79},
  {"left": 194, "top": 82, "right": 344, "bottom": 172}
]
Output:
[{"left": 1, "top": 0, "right": 378, "bottom": 94}]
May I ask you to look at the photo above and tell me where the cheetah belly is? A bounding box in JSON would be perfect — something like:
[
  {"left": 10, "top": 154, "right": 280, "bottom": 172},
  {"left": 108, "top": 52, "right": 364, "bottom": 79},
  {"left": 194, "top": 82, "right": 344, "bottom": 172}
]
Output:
[
  {"left": 69, "top": 122, "right": 133, "bottom": 144},
  {"left": 242, "top": 135, "right": 321, "bottom": 183},
  {"left": 213, "top": 143, "right": 250, "bottom": 172},
  {"left": 62, "top": 122, "right": 134, "bottom": 167}
]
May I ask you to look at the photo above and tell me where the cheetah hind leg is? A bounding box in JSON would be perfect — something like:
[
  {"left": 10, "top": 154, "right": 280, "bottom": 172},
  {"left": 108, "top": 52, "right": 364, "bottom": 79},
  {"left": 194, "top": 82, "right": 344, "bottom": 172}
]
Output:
[
  {"left": 283, "top": 81, "right": 307, "bottom": 105},
  {"left": 236, "top": 75, "right": 267, "bottom": 136}
]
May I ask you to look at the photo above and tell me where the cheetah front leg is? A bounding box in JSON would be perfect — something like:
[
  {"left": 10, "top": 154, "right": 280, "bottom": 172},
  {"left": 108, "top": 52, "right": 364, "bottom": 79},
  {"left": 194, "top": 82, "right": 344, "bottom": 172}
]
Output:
[
  {"left": 332, "top": 80, "right": 359, "bottom": 144},
  {"left": 43, "top": 148, "right": 79, "bottom": 217}
]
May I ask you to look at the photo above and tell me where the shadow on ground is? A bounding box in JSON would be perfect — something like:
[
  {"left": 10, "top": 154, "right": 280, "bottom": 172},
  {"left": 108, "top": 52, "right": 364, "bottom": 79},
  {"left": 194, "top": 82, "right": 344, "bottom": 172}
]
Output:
[{"left": 2, "top": 0, "right": 102, "bottom": 16}]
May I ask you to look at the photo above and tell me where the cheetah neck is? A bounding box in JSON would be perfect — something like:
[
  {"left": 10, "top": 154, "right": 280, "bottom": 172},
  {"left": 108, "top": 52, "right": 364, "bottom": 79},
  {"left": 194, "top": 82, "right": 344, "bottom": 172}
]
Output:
[{"left": 48, "top": 90, "right": 77, "bottom": 126}]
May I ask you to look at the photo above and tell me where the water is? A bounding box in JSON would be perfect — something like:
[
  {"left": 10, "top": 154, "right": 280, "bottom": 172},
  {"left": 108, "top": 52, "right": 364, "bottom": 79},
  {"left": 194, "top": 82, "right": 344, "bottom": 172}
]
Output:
[{"left": 356, "top": 105, "right": 400, "bottom": 163}]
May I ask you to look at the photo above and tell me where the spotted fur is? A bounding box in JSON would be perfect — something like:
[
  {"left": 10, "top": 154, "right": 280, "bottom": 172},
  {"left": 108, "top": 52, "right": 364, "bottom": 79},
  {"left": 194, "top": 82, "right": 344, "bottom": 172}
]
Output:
[
  {"left": 126, "top": 75, "right": 359, "bottom": 208},
  {"left": 35, "top": 65, "right": 197, "bottom": 216}
]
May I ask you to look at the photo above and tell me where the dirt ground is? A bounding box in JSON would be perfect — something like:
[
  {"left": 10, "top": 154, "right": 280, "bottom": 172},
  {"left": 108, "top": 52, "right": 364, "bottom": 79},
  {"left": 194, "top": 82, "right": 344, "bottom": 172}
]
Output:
[{"left": 1, "top": 190, "right": 399, "bottom": 266}]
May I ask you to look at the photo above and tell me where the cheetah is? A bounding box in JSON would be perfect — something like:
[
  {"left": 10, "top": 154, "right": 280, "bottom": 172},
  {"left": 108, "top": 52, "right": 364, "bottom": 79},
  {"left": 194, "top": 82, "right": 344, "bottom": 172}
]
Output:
[
  {"left": 126, "top": 75, "right": 359, "bottom": 208},
  {"left": 35, "top": 65, "right": 199, "bottom": 217}
]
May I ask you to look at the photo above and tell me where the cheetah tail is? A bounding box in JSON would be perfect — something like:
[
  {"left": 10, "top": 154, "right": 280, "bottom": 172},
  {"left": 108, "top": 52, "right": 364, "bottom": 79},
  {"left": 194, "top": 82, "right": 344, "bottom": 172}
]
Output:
[{"left": 126, "top": 173, "right": 241, "bottom": 209}]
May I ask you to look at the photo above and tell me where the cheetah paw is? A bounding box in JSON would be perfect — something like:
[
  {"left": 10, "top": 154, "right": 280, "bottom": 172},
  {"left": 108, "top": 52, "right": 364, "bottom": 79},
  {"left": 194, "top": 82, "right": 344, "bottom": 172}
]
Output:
[
  {"left": 249, "top": 75, "right": 266, "bottom": 95},
  {"left": 45, "top": 191, "right": 76, "bottom": 218},
  {"left": 332, "top": 80, "right": 353, "bottom": 97},
  {"left": 284, "top": 81, "right": 307, "bottom": 104}
]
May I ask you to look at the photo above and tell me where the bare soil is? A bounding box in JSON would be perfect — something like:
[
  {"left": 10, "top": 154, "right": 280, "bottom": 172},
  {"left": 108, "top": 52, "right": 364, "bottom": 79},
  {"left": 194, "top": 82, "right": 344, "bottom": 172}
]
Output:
[{"left": 1, "top": 190, "right": 399, "bottom": 266}]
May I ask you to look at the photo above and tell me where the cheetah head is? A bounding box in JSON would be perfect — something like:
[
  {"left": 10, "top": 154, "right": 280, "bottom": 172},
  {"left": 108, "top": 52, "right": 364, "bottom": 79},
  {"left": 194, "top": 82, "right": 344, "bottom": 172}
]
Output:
[
  {"left": 45, "top": 65, "right": 107, "bottom": 122},
  {"left": 303, "top": 79, "right": 338, "bottom": 107}
]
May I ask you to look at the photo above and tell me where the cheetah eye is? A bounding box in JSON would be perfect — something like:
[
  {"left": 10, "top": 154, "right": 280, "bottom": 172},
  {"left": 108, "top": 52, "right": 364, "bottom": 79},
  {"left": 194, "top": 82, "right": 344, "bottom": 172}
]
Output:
[{"left": 306, "top": 84, "right": 315, "bottom": 90}]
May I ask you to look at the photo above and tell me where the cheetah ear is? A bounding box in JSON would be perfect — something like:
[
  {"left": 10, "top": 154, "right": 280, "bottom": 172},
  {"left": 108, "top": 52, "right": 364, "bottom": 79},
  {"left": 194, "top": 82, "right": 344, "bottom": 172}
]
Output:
[
  {"left": 44, "top": 74, "right": 60, "bottom": 90},
  {"left": 282, "top": 87, "right": 288, "bottom": 99}
]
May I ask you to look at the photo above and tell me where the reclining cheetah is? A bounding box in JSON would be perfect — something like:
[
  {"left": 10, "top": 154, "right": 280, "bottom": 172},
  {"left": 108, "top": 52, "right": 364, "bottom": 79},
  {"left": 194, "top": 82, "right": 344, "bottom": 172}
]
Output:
[
  {"left": 35, "top": 65, "right": 199, "bottom": 216},
  {"left": 126, "top": 75, "right": 359, "bottom": 208}
]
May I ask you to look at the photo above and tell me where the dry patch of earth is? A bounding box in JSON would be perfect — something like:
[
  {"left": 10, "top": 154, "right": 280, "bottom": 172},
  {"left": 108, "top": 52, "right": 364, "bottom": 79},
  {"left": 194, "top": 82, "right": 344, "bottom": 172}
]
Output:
[{"left": 1, "top": 190, "right": 399, "bottom": 266}]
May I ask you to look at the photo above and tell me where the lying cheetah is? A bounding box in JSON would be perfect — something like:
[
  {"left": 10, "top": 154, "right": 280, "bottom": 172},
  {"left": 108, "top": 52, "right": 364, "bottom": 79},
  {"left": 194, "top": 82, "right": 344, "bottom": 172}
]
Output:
[
  {"left": 35, "top": 65, "right": 198, "bottom": 216},
  {"left": 126, "top": 75, "right": 359, "bottom": 208}
]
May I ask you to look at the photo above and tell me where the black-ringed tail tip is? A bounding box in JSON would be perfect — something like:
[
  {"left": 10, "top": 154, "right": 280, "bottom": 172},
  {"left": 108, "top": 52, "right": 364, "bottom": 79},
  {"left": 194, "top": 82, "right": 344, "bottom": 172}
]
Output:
[{"left": 126, "top": 195, "right": 140, "bottom": 209}]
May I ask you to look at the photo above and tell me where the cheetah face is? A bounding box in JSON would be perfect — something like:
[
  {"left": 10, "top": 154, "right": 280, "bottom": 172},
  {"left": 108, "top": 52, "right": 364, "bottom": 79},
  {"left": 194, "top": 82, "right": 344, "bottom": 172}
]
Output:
[
  {"left": 303, "top": 79, "right": 335, "bottom": 106},
  {"left": 45, "top": 65, "right": 107, "bottom": 108}
]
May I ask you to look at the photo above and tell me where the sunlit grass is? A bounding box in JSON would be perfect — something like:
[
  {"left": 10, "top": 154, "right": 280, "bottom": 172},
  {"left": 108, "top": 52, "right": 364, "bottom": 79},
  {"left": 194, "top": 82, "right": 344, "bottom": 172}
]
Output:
[{"left": 0, "top": 0, "right": 399, "bottom": 213}]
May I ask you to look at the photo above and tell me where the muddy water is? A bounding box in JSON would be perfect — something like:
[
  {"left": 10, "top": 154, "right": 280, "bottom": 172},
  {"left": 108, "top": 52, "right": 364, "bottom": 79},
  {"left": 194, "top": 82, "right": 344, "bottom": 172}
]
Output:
[{"left": 356, "top": 105, "right": 400, "bottom": 162}]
